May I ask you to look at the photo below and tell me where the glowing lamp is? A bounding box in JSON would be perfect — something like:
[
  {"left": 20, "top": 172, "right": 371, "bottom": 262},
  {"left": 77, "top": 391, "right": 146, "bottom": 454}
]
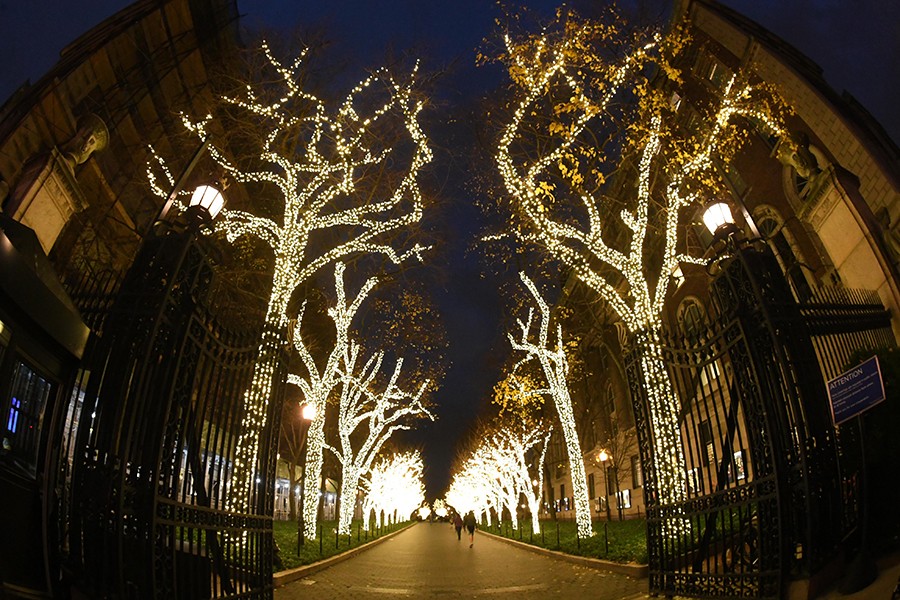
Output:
[
  {"left": 702, "top": 201, "right": 734, "bottom": 236},
  {"left": 189, "top": 184, "right": 226, "bottom": 220},
  {"left": 598, "top": 449, "right": 609, "bottom": 463},
  {"left": 301, "top": 403, "right": 317, "bottom": 421}
]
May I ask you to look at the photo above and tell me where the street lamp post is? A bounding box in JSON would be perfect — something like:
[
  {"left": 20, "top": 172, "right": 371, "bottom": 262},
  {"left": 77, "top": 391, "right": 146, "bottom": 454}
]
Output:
[
  {"left": 297, "top": 402, "right": 316, "bottom": 551},
  {"left": 597, "top": 450, "right": 612, "bottom": 522}
]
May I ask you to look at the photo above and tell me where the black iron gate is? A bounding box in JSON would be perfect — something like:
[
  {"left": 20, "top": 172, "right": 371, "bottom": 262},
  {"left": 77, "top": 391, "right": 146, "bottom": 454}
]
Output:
[
  {"left": 627, "top": 239, "right": 892, "bottom": 599},
  {"left": 57, "top": 225, "right": 285, "bottom": 598}
]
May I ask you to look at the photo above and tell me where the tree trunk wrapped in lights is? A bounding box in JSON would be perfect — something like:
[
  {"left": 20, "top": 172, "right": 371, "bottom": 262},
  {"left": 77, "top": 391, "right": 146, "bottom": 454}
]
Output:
[
  {"left": 147, "top": 42, "right": 433, "bottom": 517},
  {"left": 508, "top": 273, "right": 593, "bottom": 538},
  {"left": 329, "top": 338, "right": 432, "bottom": 534},
  {"left": 493, "top": 12, "right": 786, "bottom": 536},
  {"left": 288, "top": 262, "right": 368, "bottom": 539}
]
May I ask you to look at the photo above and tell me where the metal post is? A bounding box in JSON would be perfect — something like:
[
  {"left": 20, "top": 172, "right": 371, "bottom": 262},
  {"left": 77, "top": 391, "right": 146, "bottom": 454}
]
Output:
[
  {"left": 297, "top": 465, "right": 306, "bottom": 554},
  {"left": 604, "top": 521, "right": 609, "bottom": 556},
  {"left": 556, "top": 521, "right": 560, "bottom": 549},
  {"left": 602, "top": 461, "right": 612, "bottom": 522}
]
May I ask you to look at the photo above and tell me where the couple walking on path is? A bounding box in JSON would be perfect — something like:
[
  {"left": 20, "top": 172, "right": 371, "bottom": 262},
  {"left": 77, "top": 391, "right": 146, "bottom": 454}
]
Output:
[{"left": 453, "top": 511, "right": 477, "bottom": 547}]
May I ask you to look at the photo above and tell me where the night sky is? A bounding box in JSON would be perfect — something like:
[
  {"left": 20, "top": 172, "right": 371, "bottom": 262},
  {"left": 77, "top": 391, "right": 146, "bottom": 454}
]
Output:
[{"left": 2, "top": 0, "right": 898, "bottom": 497}]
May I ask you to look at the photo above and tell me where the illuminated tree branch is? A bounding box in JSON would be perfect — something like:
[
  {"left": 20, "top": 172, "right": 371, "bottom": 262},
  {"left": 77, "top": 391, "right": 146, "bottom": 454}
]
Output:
[
  {"left": 494, "top": 14, "right": 785, "bottom": 536},
  {"left": 148, "top": 43, "right": 433, "bottom": 519},
  {"left": 507, "top": 272, "right": 593, "bottom": 538}
]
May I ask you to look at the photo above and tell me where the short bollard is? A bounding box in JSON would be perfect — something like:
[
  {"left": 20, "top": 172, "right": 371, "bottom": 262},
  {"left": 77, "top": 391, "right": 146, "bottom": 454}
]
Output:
[
  {"left": 335, "top": 527, "right": 339, "bottom": 549},
  {"left": 556, "top": 521, "right": 560, "bottom": 550},
  {"left": 541, "top": 522, "right": 545, "bottom": 545}
]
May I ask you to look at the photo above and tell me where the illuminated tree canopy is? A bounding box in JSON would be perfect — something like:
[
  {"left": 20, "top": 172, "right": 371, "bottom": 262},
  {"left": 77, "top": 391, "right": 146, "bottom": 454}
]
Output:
[
  {"left": 491, "top": 10, "right": 786, "bottom": 533},
  {"left": 148, "top": 42, "right": 433, "bottom": 516},
  {"left": 446, "top": 417, "right": 551, "bottom": 535},
  {"left": 362, "top": 450, "right": 425, "bottom": 531}
]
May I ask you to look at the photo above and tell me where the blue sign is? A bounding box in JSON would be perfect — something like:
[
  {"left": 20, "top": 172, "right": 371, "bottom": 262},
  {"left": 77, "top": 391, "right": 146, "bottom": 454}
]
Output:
[{"left": 826, "top": 356, "right": 885, "bottom": 426}]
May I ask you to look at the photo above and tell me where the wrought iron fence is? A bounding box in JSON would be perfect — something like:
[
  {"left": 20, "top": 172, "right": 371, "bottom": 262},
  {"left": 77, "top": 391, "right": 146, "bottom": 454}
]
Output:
[
  {"left": 627, "top": 315, "right": 782, "bottom": 598},
  {"left": 626, "top": 241, "right": 893, "bottom": 599},
  {"left": 58, "top": 227, "right": 285, "bottom": 598},
  {"left": 799, "top": 286, "right": 894, "bottom": 540}
]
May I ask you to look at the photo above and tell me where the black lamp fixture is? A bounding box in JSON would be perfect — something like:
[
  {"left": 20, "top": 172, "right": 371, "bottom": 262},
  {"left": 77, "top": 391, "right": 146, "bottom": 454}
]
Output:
[{"left": 183, "top": 183, "right": 226, "bottom": 229}]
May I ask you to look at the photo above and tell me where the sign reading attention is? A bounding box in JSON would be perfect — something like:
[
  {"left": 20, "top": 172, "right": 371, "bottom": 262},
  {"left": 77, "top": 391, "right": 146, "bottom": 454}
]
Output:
[{"left": 826, "top": 356, "right": 885, "bottom": 426}]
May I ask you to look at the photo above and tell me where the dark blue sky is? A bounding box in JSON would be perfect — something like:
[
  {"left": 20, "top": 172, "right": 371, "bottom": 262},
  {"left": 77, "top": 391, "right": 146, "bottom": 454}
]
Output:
[{"left": 2, "top": 0, "right": 898, "bottom": 496}]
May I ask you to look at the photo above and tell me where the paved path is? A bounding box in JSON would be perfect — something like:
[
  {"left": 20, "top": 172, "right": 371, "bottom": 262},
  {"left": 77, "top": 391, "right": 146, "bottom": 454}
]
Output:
[{"left": 275, "top": 522, "right": 649, "bottom": 599}]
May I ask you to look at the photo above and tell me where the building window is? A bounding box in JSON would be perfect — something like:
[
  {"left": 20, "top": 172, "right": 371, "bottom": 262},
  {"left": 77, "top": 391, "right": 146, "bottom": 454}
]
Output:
[
  {"left": 693, "top": 52, "right": 733, "bottom": 91},
  {"left": 588, "top": 473, "right": 596, "bottom": 499},
  {"left": 631, "top": 455, "right": 643, "bottom": 488},
  {"left": 687, "top": 467, "right": 702, "bottom": 495},
  {"left": 601, "top": 380, "right": 616, "bottom": 435},
  {"left": 670, "top": 91, "right": 682, "bottom": 111},
  {"left": 616, "top": 489, "right": 632, "bottom": 510},
  {"left": 698, "top": 419, "right": 714, "bottom": 466},
  {"left": 2, "top": 360, "right": 53, "bottom": 477},
  {"left": 731, "top": 450, "right": 747, "bottom": 482}
]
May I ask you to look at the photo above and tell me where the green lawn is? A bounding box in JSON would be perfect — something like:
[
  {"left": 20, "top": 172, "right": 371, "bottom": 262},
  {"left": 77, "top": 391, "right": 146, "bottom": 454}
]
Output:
[
  {"left": 272, "top": 518, "right": 410, "bottom": 571},
  {"left": 486, "top": 518, "right": 648, "bottom": 564}
]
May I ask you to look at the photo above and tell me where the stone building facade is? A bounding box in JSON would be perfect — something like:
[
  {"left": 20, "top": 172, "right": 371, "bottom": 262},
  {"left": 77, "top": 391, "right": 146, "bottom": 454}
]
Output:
[{"left": 0, "top": 2, "right": 239, "bottom": 596}]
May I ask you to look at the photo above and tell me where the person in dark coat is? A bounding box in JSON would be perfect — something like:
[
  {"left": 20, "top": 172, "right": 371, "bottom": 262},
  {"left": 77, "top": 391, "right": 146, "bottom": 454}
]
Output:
[
  {"left": 463, "top": 511, "right": 477, "bottom": 548},
  {"left": 453, "top": 512, "right": 464, "bottom": 540}
]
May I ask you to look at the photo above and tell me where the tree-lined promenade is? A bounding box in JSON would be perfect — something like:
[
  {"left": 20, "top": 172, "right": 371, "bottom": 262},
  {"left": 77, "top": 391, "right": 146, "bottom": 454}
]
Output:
[{"left": 274, "top": 522, "right": 649, "bottom": 599}]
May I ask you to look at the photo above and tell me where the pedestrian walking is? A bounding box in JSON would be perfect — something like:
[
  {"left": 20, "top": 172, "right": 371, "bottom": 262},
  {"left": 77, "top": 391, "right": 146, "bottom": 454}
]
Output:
[
  {"left": 453, "top": 512, "right": 464, "bottom": 540},
  {"left": 463, "top": 511, "right": 477, "bottom": 548}
]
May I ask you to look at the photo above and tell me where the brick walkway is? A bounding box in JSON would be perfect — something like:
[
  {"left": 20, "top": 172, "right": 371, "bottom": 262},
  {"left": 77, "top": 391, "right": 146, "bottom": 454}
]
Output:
[{"left": 275, "top": 521, "right": 649, "bottom": 599}]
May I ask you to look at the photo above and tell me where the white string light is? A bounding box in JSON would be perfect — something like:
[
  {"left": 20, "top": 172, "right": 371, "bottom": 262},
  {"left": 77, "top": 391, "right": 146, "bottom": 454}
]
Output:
[
  {"left": 146, "top": 43, "right": 433, "bottom": 520},
  {"left": 495, "top": 20, "right": 785, "bottom": 538},
  {"left": 507, "top": 273, "right": 593, "bottom": 538}
]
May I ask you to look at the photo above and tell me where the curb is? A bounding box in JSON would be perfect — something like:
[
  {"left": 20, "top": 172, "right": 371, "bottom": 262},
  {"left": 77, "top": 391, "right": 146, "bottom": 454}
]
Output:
[
  {"left": 273, "top": 522, "right": 415, "bottom": 587},
  {"left": 479, "top": 528, "right": 649, "bottom": 579}
]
